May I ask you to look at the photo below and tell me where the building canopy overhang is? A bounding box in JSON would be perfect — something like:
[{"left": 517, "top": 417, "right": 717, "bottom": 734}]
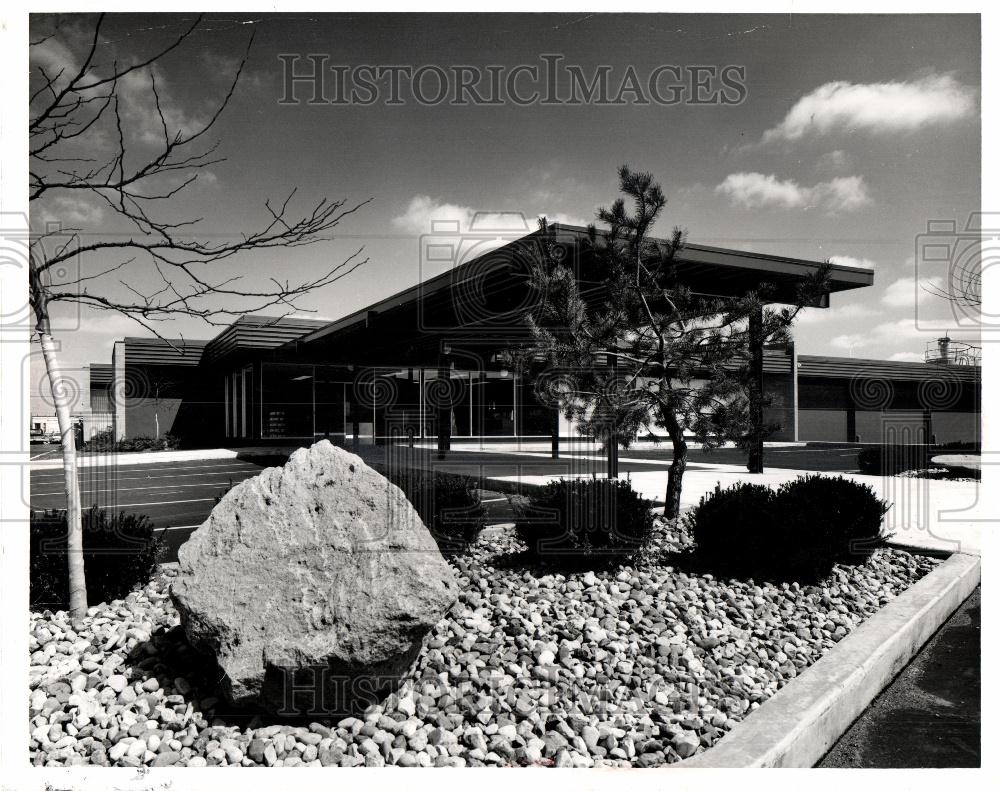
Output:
[{"left": 284, "top": 223, "right": 874, "bottom": 368}]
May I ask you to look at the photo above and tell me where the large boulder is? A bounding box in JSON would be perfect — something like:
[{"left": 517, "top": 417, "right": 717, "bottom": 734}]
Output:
[{"left": 171, "top": 440, "right": 458, "bottom": 716}]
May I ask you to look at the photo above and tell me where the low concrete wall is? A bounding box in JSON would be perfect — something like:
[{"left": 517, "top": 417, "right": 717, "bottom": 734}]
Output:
[{"left": 678, "top": 551, "right": 981, "bottom": 768}]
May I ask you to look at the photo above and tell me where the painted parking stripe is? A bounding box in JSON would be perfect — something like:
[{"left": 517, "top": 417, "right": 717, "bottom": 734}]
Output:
[
  {"left": 30, "top": 459, "right": 264, "bottom": 473},
  {"left": 29, "top": 461, "right": 262, "bottom": 480},
  {"left": 49, "top": 497, "right": 219, "bottom": 509},
  {"left": 31, "top": 478, "right": 256, "bottom": 496},
  {"left": 30, "top": 468, "right": 261, "bottom": 486},
  {"left": 122, "top": 498, "right": 218, "bottom": 508}
]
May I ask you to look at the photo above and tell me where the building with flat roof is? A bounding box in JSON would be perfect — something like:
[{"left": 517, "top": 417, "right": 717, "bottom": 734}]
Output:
[{"left": 90, "top": 224, "right": 980, "bottom": 448}]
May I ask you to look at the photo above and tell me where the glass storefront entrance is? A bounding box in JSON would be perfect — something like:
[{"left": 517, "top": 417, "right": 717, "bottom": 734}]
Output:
[{"left": 253, "top": 363, "right": 546, "bottom": 440}]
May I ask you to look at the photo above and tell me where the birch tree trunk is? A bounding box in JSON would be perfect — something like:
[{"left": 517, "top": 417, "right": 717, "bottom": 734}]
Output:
[{"left": 37, "top": 324, "right": 88, "bottom": 619}]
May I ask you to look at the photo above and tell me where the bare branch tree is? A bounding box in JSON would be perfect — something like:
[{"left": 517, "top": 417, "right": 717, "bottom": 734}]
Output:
[
  {"left": 29, "top": 14, "right": 371, "bottom": 619},
  {"left": 924, "top": 256, "right": 981, "bottom": 309}
]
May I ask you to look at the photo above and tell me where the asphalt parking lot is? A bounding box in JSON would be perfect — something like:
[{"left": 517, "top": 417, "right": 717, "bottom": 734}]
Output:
[
  {"left": 29, "top": 458, "right": 269, "bottom": 561},
  {"left": 29, "top": 454, "right": 523, "bottom": 562},
  {"left": 29, "top": 443, "right": 866, "bottom": 563},
  {"left": 819, "top": 586, "right": 981, "bottom": 768}
]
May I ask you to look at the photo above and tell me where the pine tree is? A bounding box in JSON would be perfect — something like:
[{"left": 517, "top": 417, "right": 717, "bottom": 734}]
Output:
[{"left": 525, "top": 166, "right": 829, "bottom": 518}]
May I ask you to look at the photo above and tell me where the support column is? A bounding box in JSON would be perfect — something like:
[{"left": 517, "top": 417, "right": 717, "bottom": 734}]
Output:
[
  {"left": 607, "top": 354, "right": 619, "bottom": 478},
  {"left": 747, "top": 303, "right": 765, "bottom": 474},
  {"left": 607, "top": 429, "right": 619, "bottom": 479},
  {"left": 550, "top": 408, "right": 560, "bottom": 459},
  {"left": 436, "top": 350, "right": 452, "bottom": 461},
  {"left": 790, "top": 341, "right": 799, "bottom": 442},
  {"left": 478, "top": 370, "right": 486, "bottom": 450},
  {"left": 112, "top": 341, "right": 126, "bottom": 440}
]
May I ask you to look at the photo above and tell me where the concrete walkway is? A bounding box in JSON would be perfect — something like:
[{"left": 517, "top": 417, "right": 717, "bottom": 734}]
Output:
[
  {"left": 29, "top": 440, "right": 982, "bottom": 557},
  {"left": 476, "top": 448, "right": 983, "bottom": 557}
]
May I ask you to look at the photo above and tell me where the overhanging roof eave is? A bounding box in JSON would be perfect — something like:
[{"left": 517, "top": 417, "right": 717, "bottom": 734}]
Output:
[{"left": 290, "top": 223, "right": 872, "bottom": 349}]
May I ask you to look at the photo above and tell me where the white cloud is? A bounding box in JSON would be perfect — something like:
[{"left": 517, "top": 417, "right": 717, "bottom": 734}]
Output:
[
  {"left": 393, "top": 195, "right": 586, "bottom": 236},
  {"left": 77, "top": 313, "right": 148, "bottom": 338},
  {"left": 30, "top": 33, "right": 89, "bottom": 91},
  {"left": 539, "top": 212, "right": 590, "bottom": 228},
  {"left": 30, "top": 28, "right": 207, "bottom": 151},
  {"left": 829, "top": 318, "right": 928, "bottom": 353},
  {"left": 887, "top": 352, "right": 925, "bottom": 363},
  {"left": 34, "top": 196, "right": 104, "bottom": 229},
  {"left": 119, "top": 68, "right": 205, "bottom": 146},
  {"left": 829, "top": 255, "right": 877, "bottom": 271},
  {"left": 816, "top": 149, "right": 852, "bottom": 173},
  {"left": 716, "top": 172, "right": 805, "bottom": 210},
  {"left": 795, "top": 301, "right": 877, "bottom": 325},
  {"left": 715, "top": 172, "right": 872, "bottom": 213},
  {"left": 762, "top": 74, "right": 976, "bottom": 143},
  {"left": 881, "top": 275, "right": 944, "bottom": 308},
  {"left": 392, "top": 195, "right": 533, "bottom": 234},
  {"left": 820, "top": 176, "right": 872, "bottom": 212}
]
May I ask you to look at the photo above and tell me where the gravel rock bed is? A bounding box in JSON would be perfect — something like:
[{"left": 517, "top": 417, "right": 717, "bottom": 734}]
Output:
[{"left": 29, "top": 521, "right": 938, "bottom": 768}]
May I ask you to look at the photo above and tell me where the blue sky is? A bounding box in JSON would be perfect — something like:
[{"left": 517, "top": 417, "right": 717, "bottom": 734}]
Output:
[{"left": 29, "top": 13, "right": 981, "bottom": 411}]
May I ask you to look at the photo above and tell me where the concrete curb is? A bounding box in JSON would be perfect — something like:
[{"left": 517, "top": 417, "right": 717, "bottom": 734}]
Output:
[{"left": 677, "top": 551, "right": 981, "bottom": 768}]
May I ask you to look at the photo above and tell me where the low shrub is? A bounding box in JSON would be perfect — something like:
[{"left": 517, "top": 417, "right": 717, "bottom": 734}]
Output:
[
  {"left": 83, "top": 431, "right": 181, "bottom": 453},
  {"left": 857, "top": 445, "right": 929, "bottom": 475},
  {"left": 514, "top": 477, "right": 655, "bottom": 567},
  {"left": 685, "top": 481, "right": 778, "bottom": 576},
  {"left": 117, "top": 434, "right": 181, "bottom": 452},
  {"left": 83, "top": 426, "right": 115, "bottom": 450},
  {"left": 934, "top": 440, "right": 980, "bottom": 452},
  {"left": 777, "top": 475, "right": 891, "bottom": 565},
  {"left": 685, "top": 475, "right": 891, "bottom": 581},
  {"left": 30, "top": 506, "right": 164, "bottom": 608},
  {"left": 389, "top": 470, "right": 485, "bottom": 555}
]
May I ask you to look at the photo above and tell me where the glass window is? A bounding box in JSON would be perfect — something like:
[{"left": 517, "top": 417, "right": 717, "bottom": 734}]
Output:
[
  {"left": 423, "top": 369, "right": 473, "bottom": 438},
  {"left": 479, "top": 372, "right": 515, "bottom": 436},
  {"left": 261, "top": 363, "right": 314, "bottom": 438},
  {"left": 314, "top": 368, "right": 346, "bottom": 438},
  {"left": 375, "top": 368, "right": 421, "bottom": 440},
  {"left": 518, "top": 377, "right": 552, "bottom": 436}
]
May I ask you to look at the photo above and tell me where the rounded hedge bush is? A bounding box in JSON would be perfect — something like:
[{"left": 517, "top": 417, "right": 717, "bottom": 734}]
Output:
[
  {"left": 30, "top": 506, "right": 164, "bottom": 608},
  {"left": 684, "top": 481, "right": 778, "bottom": 576},
  {"left": 776, "top": 474, "right": 891, "bottom": 565},
  {"left": 686, "top": 474, "right": 891, "bottom": 581},
  {"left": 514, "top": 477, "right": 655, "bottom": 567},
  {"left": 390, "top": 470, "right": 485, "bottom": 555}
]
